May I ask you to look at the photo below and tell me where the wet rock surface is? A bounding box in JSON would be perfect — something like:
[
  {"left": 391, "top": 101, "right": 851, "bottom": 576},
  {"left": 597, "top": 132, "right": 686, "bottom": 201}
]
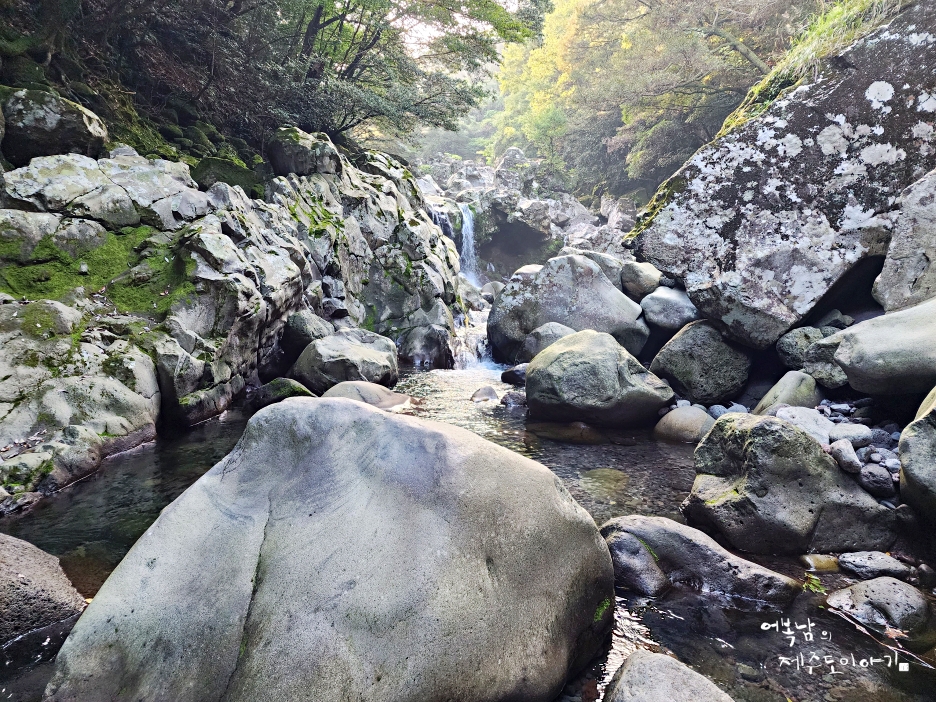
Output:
[{"left": 43, "top": 398, "right": 614, "bottom": 702}]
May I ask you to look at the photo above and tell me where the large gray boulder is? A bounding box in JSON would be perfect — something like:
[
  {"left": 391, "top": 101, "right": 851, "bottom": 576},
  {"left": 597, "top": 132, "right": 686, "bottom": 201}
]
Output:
[
  {"left": 280, "top": 309, "right": 334, "bottom": 362},
  {"left": 640, "top": 287, "right": 700, "bottom": 330},
  {"left": 816, "top": 297, "right": 936, "bottom": 394},
  {"left": 899, "top": 387, "right": 936, "bottom": 522},
  {"left": 683, "top": 414, "right": 896, "bottom": 554},
  {"left": 776, "top": 327, "right": 826, "bottom": 370},
  {"left": 518, "top": 322, "right": 576, "bottom": 363},
  {"left": 1, "top": 533, "right": 85, "bottom": 648},
  {"left": 873, "top": 168, "right": 936, "bottom": 312},
  {"left": 650, "top": 321, "right": 751, "bottom": 405},
  {"left": 526, "top": 330, "right": 674, "bottom": 426},
  {"left": 289, "top": 328, "right": 399, "bottom": 395},
  {"left": 1, "top": 90, "right": 108, "bottom": 167},
  {"left": 487, "top": 255, "right": 645, "bottom": 364},
  {"left": 43, "top": 398, "right": 614, "bottom": 702},
  {"left": 826, "top": 577, "right": 936, "bottom": 650},
  {"left": 604, "top": 650, "right": 734, "bottom": 702},
  {"left": 636, "top": 2, "right": 936, "bottom": 348},
  {"left": 321, "top": 380, "right": 411, "bottom": 410},
  {"left": 601, "top": 515, "right": 800, "bottom": 608}
]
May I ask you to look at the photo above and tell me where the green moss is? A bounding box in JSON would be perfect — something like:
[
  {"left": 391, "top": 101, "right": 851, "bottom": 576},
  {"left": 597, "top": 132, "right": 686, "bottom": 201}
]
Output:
[
  {"left": 159, "top": 124, "right": 184, "bottom": 140},
  {"left": 20, "top": 303, "right": 61, "bottom": 337},
  {"left": 718, "top": 0, "right": 906, "bottom": 137},
  {"left": 0, "top": 225, "right": 195, "bottom": 317},
  {"left": 627, "top": 175, "right": 687, "bottom": 239},
  {"left": 593, "top": 597, "right": 612, "bottom": 622},
  {"left": 191, "top": 157, "right": 260, "bottom": 193}
]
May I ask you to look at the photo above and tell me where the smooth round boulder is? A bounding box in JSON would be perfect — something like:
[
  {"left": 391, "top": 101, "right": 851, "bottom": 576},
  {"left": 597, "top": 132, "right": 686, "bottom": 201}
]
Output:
[
  {"left": 518, "top": 322, "right": 576, "bottom": 363},
  {"left": 501, "top": 363, "right": 528, "bottom": 386},
  {"left": 321, "top": 381, "right": 411, "bottom": 410},
  {"left": 829, "top": 422, "right": 873, "bottom": 448},
  {"left": 899, "top": 388, "right": 936, "bottom": 522},
  {"left": 604, "top": 649, "right": 734, "bottom": 702},
  {"left": 398, "top": 324, "right": 455, "bottom": 369},
  {"left": 620, "top": 261, "right": 662, "bottom": 300},
  {"left": 601, "top": 516, "right": 800, "bottom": 609},
  {"left": 1, "top": 533, "right": 85, "bottom": 648},
  {"left": 526, "top": 330, "right": 674, "bottom": 426},
  {"left": 43, "top": 398, "right": 614, "bottom": 702},
  {"left": 487, "top": 255, "right": 645, "bottom": 364},
  {"left": 653, "top": 406, "right": 715, "bottom": 444},
  {"left": 650, "top": 321, "right": 751, "bottom": 405},
  {"left": 480, "top": 281, "right": 505, "bottom": 303},
  {"left": 826, "top": 577, "right": 936, "bottom": 650},
  {"left": 752, "top": 371, "right": 823, "bottom": 415},
  {"left": 775, "top": 406, "right": 835, "bottom": 445},
  {"left": 837, "top": 552, "right": 912, "bottom": 580},
  {"left": 639, "top": 287, "right": 700, "bottom": 331},
  {"left": 289, "top": 328, "right": 398, "bottom": 395},
  {"left": 683, "top": 414, "right": 896, "bottom": 554},
  {"left": 246, "top": 377, "right": 314, "bottom": 411}
]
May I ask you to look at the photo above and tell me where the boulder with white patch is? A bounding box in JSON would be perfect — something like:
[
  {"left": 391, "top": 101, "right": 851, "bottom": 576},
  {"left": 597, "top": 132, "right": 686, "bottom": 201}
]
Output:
[{"left": 637, "top": 3, "right": 936, "bottom": 349}]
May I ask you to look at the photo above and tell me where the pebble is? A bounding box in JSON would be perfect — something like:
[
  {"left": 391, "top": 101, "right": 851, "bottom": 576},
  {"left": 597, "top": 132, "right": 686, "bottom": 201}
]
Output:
[
  {"left": 830, "top": 439, "right": 862, "bottom": 474},
  {"left": 880, "top": 422, "right": 900, "bottom": 435},
  {"left": 676, "top": 399, "right": 691, "bottom": 408},
  {"left": 891, "top": 432, "right": 902, "bottom": 443},
  {"left": 726, "top": 403, "right": 748, "bottom": 414},
  {"left": 870, "top": 428, "right": 893, "bottom": 446},
  {"left": 883, "top": 459, "right": 901, "bottom": 474},
  {"left": 828, "top": 422, "right": 873, "bottom": 448},
  {"left": 829, "top": 403, "right": 852, "bottom": 413},
  {"left": 658, "top": 407, "right": 670, "bottom": 417},
  {"left": 859, "top": 464, "right": 896, "bottom": 498},
  {"left": 919, "top": 564, "right": 936, "bottom": 589},
  {"left": 838, "top": 551, "right": 911, "bottom": 580},
  {"left": 470, "top": 386, "right": 499, "bottom": 402},
  {"left": 708, "top": 404, "right": 728, "bottom": 419}
]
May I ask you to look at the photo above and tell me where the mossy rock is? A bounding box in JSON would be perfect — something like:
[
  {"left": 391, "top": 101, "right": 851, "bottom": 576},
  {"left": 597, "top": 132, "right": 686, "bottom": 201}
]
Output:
[
  {"left": 173, "top": 137, "right": 193, "bottom": 149},
  {"left": 191, "top": 157, "right": 260, "bottom": 193},
  {"left": 182, "top": 126, "right": 214, "bottom": 151},
  {"left": 161, "top": 108, "right": 179, "bottom": 125},
  {"left": 159, "top": 124, "right": 184, "bottom": 140},
  {"left": 165, "top": 96, "right": 199, "bottom": 126},
  {"left": 0, "top": 56, "right": 47, "bottom": 88}
]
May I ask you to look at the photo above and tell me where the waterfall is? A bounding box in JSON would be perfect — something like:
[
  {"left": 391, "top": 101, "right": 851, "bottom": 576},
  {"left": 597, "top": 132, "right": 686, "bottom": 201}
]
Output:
[
  {"left": 458, "top": 203, "right": 479, "bottom": 286},
  {"left": 430, "top": 209, "right": 455, "bottom": 240}
]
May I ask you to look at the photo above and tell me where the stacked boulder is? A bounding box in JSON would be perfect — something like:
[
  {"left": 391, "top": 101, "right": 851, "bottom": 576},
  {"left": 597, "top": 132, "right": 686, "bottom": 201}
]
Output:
[{"left": 0, "top": 125, "right": 468, "bottom": 508}]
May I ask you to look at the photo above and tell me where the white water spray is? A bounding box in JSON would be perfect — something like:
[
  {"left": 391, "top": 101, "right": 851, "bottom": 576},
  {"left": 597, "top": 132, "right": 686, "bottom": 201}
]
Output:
[{"left": 458, "top": 203, "right": 479, "bottom": 286}]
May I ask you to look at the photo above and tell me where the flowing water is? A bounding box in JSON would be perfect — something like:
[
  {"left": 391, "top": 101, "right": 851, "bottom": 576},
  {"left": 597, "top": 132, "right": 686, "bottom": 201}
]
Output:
[
  {"left": 1, "top": 366, "right": 934, "bottom": 701},
  {"left": 458, "top": 202, "right": 480, "bottom": 285}
]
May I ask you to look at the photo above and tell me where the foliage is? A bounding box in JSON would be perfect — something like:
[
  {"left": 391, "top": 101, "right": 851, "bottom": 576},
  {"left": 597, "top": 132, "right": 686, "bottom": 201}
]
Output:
[
  {"left": 487, "top": 0, "right": 817, "bottom": 198},
  {"left": 720, "top": 0, "right": 908, "bottom": 134},
  {"left": 1, "top": 0, "right": 550, "bottom": 146},
  {"left": 803, "top": 573, "right": 827, "bottom": 594}
]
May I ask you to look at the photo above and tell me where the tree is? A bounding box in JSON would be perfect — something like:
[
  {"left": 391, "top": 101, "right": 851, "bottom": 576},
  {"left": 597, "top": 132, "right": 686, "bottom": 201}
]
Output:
[{"left": 488, "top": 0, "right": 816, "bottom": 200}]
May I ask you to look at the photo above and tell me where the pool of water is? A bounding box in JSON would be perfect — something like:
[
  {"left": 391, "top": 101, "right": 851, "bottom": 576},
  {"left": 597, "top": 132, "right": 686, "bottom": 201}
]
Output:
[{"left": 1, "top": 366, "right": 934, "bottom": 702}]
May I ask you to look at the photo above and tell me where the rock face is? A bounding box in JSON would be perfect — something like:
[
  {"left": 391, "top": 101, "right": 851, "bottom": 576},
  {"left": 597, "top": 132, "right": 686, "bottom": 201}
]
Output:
[
  {"left": 816, "top": 297, "right": 936, "bottom": 394},
  {"left": 1, "top": 533, "right": 85, "bottom": 648},
  {"left": 873, "top": 168, "right": 936, "bottom": 311},
  {"left": 290, "top": 329, "right": 399, "bottom": 395},
  {"left": 650, "top": 322, "right": 751, "bottom": 405},
  {"left": 636, "top": 2, "right": 936, "bottom": 349},
  {"left": 1, "top": 90, "right": 108, "bottom": 167},
  {"left": 899, "top": 387, "right": 936, "bottom": 521},
  {"left": 0, "top": 132, "right": 468, "bottom": 499},
  {"left": 601, "top": 516, "right": 800, "bottom": 609},
  {"left": 526, "top": 331, "right": 674, "bottom": 426},
  {"left": 43, "top": 398, "right": 614, "bottom": 702},
  {"left": 604, "top": 650, "right": 734, "bottom": 702},
  {"left": 488, "top": 255, "right": 645, "bottom": 364},
  {"left": 826, "top": 577, "right": 935, "bottom": 650},
  {"left": 683, "top": 414, "right": 896, "bottom": 554}
]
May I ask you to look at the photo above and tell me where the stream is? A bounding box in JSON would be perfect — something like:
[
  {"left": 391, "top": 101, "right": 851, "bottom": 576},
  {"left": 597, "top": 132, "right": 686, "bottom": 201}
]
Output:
[{"left": 1, "top": 364, "right": 934, "bottom": 701}]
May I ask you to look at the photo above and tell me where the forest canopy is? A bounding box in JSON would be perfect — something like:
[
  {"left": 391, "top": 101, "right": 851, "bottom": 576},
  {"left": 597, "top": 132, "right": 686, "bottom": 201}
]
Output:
[
  {"left": 486, "top": 0, "right": 820, "bottom": 200},
  {"left": 1, "top": 0, "right": 550, "bottom": 144}
]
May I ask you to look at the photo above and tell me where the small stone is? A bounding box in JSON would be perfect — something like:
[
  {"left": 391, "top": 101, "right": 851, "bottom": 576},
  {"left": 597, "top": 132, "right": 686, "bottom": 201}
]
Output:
[
  {"left": 830, "top": 439, "right": 862, "bottom": 474},
  {"left": 471, "top": 386, "right": 499, "bottom": 402},
  {"left": 838, "top": 551, "right": 912, "bottom": 580},
  {"left": 658, "top": 407, "right": 670, "bottom": 417},
  {"left": 776, "top": 406, "right": 835, "bottom": 444},
  {"left": 500, "top": 364, "right": 527, "bottom": 386},
  {"left": 918, "top": 564, "right": 936, "bottom": 589},
  {"left": 881, "top": 422, "right": 901, "bottom": 435},
  {"left": 883, "top": 459, "right": 901, "bottom": 474},
  {"left": 78, "top": 262, "right": 89, "bottom": 275},
  {"left": 870, "top": 428, "right": 894, "bottom": 446},
  {"left": 500, "top": 391, "right": 527, "bottom": 407},
  {"left": 891, "top": 432, "right": 902, "bottom": 442},
  {"left": 853, "top": 398, "right": 874, "bottom": 408},
  {"left": 869, "top": 452, "right": 883, "bottom": 463},
  {"left": 676, "top": 399, "right": 690, "bottom": 408},
  {"left": 828, "top": 422, "right": 873, "bottom": 448},
  {"left": 859, "top": 464, "right": 896, "bottom": 498},
  {"left": 708, "top": 404, "right": 728, "bottom": 419},
  {"left": 726, "top": 403, "right": 748, "bottom": 414},
  {"left": 816, "top": 309, "right": 853, "bottom": 329}
]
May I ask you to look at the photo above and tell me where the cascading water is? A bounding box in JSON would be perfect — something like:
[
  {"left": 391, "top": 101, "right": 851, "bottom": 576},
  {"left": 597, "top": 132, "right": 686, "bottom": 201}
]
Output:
[{"left": 458, "top": 203, "right": 479, "bottom": 286}]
